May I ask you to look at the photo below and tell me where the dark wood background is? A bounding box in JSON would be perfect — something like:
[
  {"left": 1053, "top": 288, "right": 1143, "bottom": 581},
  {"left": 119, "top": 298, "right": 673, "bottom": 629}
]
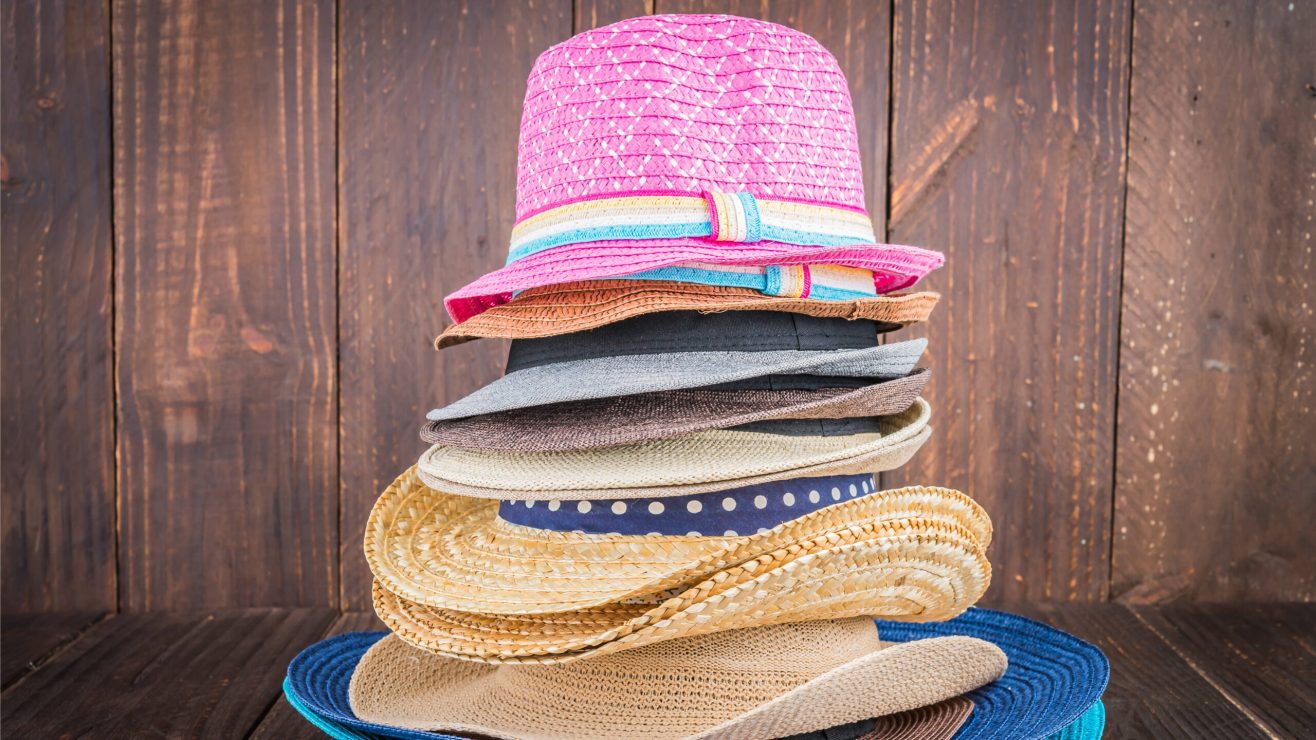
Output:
[{"left": 4, "top": 0, "right": 1313, "bottom": 618}]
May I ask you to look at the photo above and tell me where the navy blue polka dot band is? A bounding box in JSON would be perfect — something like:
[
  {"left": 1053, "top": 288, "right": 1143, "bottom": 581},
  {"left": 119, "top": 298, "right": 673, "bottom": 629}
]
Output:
[{"left": 497, "top": 474, "right": 877, "bottom": 536}]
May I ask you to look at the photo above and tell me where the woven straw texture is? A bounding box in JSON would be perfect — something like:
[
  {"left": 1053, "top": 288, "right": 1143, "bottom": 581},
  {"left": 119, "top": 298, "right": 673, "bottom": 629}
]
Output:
[
  {"left": 515, "top": 15, "right": 867, "bottom": 217},
  {"left": 421, "top": 369, "right": 929, "bottom": 452},
  {"left": 877, "top": 608, "right": 1110, "bottom": 740},
  {"left": 348, "top": 620, "right": 1007, "bottom": 740},
  {"left": 426, "top": 339, "right": 927, "bottom": 422},
  {"left": 366, "top": 466, "right": 991, "bottom": 615},
  {"left": 1047, "top": 701, "right": 1105, "bottom": 740},
  {"left": 284, "top": 631, "right": 987, "bottom": 740},
  {"left": 435, "top": 281, "right": 938, "bottom": 348},
  {"left": 286, "top": 633, "right": 464, "bottom": 740},
  {"left": 372, "top": 517, "right": 992, "bottom": 663},
  {"left": 417, "top": 399, "right": 930, "bottom": 501},
  {"left": 442, "top": 15, "right": 944, "bottom": 323},
  {"left": 859, "top": 697, "right": 973, "bottom": 740},
  {"left": 283, "top": 677, "right": 380, "bottom": 740}
]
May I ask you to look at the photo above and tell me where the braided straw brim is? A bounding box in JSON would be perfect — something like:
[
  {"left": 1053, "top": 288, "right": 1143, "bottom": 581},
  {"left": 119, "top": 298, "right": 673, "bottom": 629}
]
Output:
[
  {"left": 435, "top": 281, "right": 940, "bottom": 348},
  {"left": 417, "top": 399, "right": 931, "bottom": 501},
  {"left": 373, "top": 517, "right": 992, "bottom": 664},
  {"left": 421, "top": 369, "right": 930, "bottom": 452},
  {"left": 348, "top": 620, "right": 1005, "bottom": 740},
  {"left": 366, "top": 466, "right": 991, "bottom": 615}
]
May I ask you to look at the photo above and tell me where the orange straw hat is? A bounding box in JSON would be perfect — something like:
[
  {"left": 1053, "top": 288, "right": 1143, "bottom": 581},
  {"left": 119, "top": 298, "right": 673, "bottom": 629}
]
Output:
[{"left": 436, "top": 280, "right": 939, "bottom": 348}]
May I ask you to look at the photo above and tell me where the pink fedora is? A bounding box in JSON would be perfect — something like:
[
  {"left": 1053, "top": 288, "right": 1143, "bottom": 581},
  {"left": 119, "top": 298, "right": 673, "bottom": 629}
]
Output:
[{"left": 444, "top": 14, "right": 943, "bottom": 323}]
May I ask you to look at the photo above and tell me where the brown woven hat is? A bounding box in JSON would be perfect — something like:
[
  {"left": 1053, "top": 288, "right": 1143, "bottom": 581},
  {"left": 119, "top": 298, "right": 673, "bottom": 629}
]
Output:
[
  {"left": 434, "top": 280, "right": 940, "bottom": 348},
  {"left": 421, "top": 369, "right": 930, "bottom": 452},
  {"left": 416, "top": 399, "right": 932, "bottom": 501},
  {"left": 858, "top": 697, "right": 975, "bottom": 740},
  {"left": 366, "top": 466, "right": 992, "bottom": 615},
  {"left": 348, "top": 618, "right": 1006, "bottom": 740},
  {"left": 371, "top": 511, "right": 992, "bottom": 664}
]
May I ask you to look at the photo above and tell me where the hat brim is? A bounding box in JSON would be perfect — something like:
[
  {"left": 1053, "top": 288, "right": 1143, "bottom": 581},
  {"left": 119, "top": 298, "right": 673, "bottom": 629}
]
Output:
[
  {"left": 373, "top": 526, "right": 992, "bottom": 664},
  {"left": 286, "top": 630, "right": 997, "bottom": 740},
  {"left": 416, "top": 400, "right": 931, "bottom": 501},
  {"left": 355, "top": 630, "right": 1002, "bottom": 740},
  {"left": 443, "top": 239, "right": 944, "bottom": 323},
  {"left": 878, "top": 608, "right": 1111, "bottom": 739},
  {"left": 426, "top": 339, "right": 927, "bottom": 421},
  {"left": 860, "top": 697, "right": 974, "bottom": 740},
  {"left": 366, "top": 466, "right": 992, "bottom": 614},
  {"left": 435, "top": 280, "right": 939, "bottom": 348},
  {"left": 421, "top": 369, "right": 930, "bottom": 452}
]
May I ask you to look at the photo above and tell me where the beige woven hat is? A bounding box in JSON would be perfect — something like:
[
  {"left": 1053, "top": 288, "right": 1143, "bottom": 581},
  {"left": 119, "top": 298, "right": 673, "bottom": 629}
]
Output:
[
  {"left": 366, "top": 467, "right": 991, "bottom": 615},
  {"left": 416, "top": 399, "right": 931, "bottom": 501},
  {"left": 349, "top": 618, "right": 1006, "bottom": 740},
  {"left": 435, "top": 280, "right": 940, "bottom": 348},
  {"left": 372, "top": 514, "right": 992, "bottom": 664}
]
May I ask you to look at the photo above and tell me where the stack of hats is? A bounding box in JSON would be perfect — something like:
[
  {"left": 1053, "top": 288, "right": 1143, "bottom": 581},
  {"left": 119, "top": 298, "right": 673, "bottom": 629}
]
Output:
[{"left": 286, "top": 14, "right": 1109, "bottom": 740}]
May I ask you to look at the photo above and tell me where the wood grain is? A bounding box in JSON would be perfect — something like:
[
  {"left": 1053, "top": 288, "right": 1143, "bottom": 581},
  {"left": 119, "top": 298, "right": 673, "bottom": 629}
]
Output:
[
  {"left": 1136, "top": 604, "right": 1316, "bottom": 737},
  {"left": 1014, "top": 603, "right": 1271, "bottom": 739},
  {"left": 112, "top": 0, "right": 338, "bottom": 610},
  {"left": 0, "top": 611, "right": 107, "bottom": 689},
  {"left": 336, "top": 0, "right": 573, "bottom": 610},
  {"left": 885, "top": 0, "right": 1133, "bottom": 603},
  {"left": 1, "top": 0, "right": 117, "bottom": 614},
  {"left": 0, "top": 607, "right": 337, "bottom": 738},
  {"left": 248, "top": 610, "right": 386, "bottom": 739},
  {"left": 1113, "top": 0, "right": 1316, "bottom": 603},
  {"left": 655, "top": 0, "right": 890, "bottom": 232},
  {"left": 576, "top": 0, "right": 651, "bottom": 29}
]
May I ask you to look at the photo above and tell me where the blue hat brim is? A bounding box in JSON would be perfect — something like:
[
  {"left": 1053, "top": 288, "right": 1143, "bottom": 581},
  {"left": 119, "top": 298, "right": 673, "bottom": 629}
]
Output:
[
  {"left": 878, "top": 607, "right": 1109, "bottom": 739},
  {"left": 285, "top": 631, "right": 459, "bottom": 740}
]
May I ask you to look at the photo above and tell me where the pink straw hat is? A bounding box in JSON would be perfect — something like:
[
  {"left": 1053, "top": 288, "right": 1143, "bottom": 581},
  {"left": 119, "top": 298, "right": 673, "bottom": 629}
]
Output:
[{"left": 444, "top": 14, "right": 943, "bottom": 323}]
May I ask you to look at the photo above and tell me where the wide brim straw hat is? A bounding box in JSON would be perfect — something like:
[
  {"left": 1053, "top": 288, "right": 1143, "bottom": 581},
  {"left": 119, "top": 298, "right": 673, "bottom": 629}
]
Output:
[
  {"left": 366, "top": 466, "right": 991, "bottom": 615},
  {"left": 287, "top": 619, "right": 1007, "bottom": 740},
  {"left": 371, "top": 516, "right": 992, "bottom": 664},
  {"left": 426, "top": 338, "right": 927, "bottom": 422},
  {"left": 284, "top": 668, "right": 975, "bottom": 740},
  {"left": 421, "top": 369, "right": 930, "bottom": 452},
  {"left": 435, "top": 281, "right": 939, "bottom": 348},
  {"left": 876, "top": 608, "right": 1110, "bottom": 740},
  {"left": 440, "top": 15, "right": 951, "bottom": 324},
  {"left": 418, "top": 399, "right": 931, "bottom": 501}
]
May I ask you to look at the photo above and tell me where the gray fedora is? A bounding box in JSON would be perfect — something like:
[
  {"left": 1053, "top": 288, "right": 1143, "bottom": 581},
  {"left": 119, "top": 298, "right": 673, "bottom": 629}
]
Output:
[{"left": 426, "top": 311, "right": 928, "bottom": 421}]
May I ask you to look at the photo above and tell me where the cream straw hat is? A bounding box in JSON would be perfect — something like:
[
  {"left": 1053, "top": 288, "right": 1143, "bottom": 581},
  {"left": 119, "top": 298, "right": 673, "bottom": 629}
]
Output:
[
  {"left": 366, "top": 467, "right": 991, "bottom": 615},
  {"left": 372, "top": 515, "right": 992, "bottom": 664},
  {"left": 348, "top": 619, "right": 1007, "bottom": 740},
  {"left": 416, "top": 399, "right": 931, "bottom": 501}
]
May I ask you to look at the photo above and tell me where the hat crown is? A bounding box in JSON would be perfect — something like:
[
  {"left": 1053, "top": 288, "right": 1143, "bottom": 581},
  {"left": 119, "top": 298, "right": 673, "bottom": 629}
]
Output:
[{"left": 515, "top": 14, "right": 866, "bottom": 221}]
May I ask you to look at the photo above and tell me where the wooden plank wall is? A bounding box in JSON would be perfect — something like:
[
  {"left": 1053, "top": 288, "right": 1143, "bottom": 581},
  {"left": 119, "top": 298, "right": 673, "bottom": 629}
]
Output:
[{"left": 2, "top": 0, "right": 1312, "bottom": 615}]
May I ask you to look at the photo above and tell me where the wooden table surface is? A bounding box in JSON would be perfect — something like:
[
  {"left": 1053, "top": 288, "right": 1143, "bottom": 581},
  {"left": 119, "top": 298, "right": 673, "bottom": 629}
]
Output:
[{"left": 2, "top": 604, "right": 1312, "bottom": 738}]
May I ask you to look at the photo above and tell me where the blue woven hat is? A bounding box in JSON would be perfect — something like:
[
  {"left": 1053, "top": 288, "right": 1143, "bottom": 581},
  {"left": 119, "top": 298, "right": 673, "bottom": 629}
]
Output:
[
  {"left": 877, "top": 608, "right": 1110, "bottom": 739},
  {"left": 285, "top": 632, "right": 456, "bottom": 740}
]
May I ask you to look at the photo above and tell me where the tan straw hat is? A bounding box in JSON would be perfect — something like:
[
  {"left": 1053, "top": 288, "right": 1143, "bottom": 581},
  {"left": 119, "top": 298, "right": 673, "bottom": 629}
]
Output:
[
  {"left": 417, "top": 399, "right": 931, "bottom": 501},
  {"left": 348, "top": 618, "right": 1006, "bottom": 740},
  {"left": 421, "top": 369, "right": 930, "bottom": 452},
  {"left": 371, "top": 513, "right": 992, "bottom": 664},
  {"left": 435, "top": 280, "right": 940, "bottom": 348},
  {"left": 366, "top": 467, "right": 991, "bottom": 615}
]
